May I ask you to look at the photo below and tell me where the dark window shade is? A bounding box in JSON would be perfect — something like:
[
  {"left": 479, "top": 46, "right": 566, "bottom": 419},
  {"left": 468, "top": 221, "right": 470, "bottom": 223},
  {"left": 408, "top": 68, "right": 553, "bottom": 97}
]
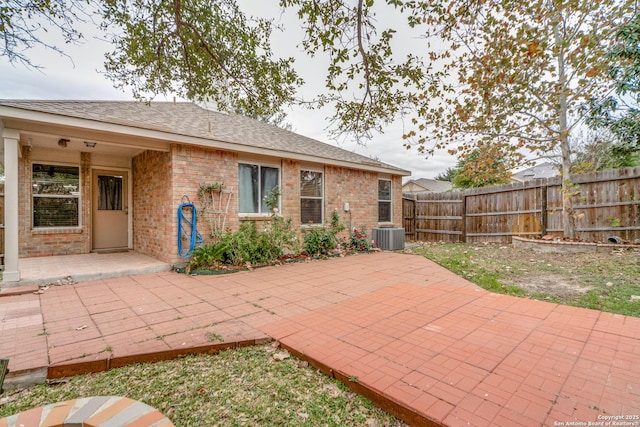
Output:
[
  {"left": 300, "top": 171, "right": 323, "bottom": 224},
  {"left": 378, "top": 179, "right": 392, "bottom": 222},
  {"left": 301, "top": 199, "right": 323, "bottom": 224},
  {"left": 98, "top": 175, "right": 123, "bottom": 211},
  {"left": 378, "top": 180, "right": 391, "bottom": 200},
  {"left": 33, "top": 197, "right": 79, "bottom": 227},
  {"left": 378, "top": 201, "right": 391, "bottom": 223},
  {"left": 32, "top": 163, "right": 80, "bottom": 227},
  {"left": 300, "top": 171, "right": 322, "bottom": 197}
]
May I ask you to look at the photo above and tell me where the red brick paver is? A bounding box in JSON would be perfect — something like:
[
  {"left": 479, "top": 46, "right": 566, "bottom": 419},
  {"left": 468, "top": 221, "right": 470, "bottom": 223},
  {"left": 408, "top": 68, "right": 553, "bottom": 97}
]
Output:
[{"left": 1, "top": 252, "right": 639, "bottom": 426}]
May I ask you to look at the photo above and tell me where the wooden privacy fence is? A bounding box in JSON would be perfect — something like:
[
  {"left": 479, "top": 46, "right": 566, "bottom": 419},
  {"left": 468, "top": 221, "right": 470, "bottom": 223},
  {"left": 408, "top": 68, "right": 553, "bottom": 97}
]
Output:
[{"left": 403, "top": 166, "right": 640, "bottom": 244}]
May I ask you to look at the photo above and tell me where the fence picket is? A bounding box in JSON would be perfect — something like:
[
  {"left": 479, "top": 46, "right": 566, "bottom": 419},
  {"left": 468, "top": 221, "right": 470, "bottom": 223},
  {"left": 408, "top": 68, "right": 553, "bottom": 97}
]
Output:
[{"left": 403, "top": 166, "right": 640, "bottom": 244}]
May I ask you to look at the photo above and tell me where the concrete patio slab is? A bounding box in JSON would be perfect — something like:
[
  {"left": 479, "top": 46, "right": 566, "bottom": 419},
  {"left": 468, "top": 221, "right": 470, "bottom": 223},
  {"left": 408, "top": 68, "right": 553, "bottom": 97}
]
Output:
[
  {"left": 1, "top": 252, "right": 639, "bottom": 427},
  {"left": 8, "top": 251, "right": 172, "bottom": 288}
]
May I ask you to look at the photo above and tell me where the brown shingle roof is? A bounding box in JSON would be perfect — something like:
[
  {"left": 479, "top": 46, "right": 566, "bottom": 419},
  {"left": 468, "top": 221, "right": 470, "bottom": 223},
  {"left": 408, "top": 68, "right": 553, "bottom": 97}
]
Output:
[
  {"left": 511, "top": 162, "right": 559, "bottom": 182},
  {"left": 0, "top": 100, "right": 408, "bottom": 174},
  {"left": 403, "top": 178, "right": 452, "bottom": 193}
]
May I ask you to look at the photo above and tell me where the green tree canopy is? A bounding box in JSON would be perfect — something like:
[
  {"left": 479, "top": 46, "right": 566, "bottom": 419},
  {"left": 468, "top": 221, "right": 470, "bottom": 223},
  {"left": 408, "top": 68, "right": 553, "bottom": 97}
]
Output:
[
  {"left": 285, "top": 0, "right": 635, "bottom": 237},
  {"left": 101, "top": 0, "right": 303, "bottom": 117},
  {"left": 587, "top": 13, "right": 640, "bottom": 154},
  {"left": 2, "top": 0, "right": 303, "bottom": 117},
  {"left": 434, "top": 167, "right": 458, "bottom": 183},
  {"left": 571, "top": 129, "right": 640, "bottom": 173},
  {"left": 4, "top": 0, "right": 637, "bottom": 237},
  {"left": 451, "top": 148, "right": 512, "bottom": 189}
]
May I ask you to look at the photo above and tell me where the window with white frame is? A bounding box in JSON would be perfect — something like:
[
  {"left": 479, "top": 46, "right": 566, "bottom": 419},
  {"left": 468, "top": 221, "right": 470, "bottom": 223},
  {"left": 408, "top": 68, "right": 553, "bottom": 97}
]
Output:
[
  {"left": 32, "top": 163, "right": 80, "bottom": 228},
  {"left": 300, "top": 170, "right": 323, "bottom": 224},
  {"left": 238, "top": 163, "right": 280, "bottom": 214},
  {"left": 378, "top": 179, "right": 392, "bottom": 222}
]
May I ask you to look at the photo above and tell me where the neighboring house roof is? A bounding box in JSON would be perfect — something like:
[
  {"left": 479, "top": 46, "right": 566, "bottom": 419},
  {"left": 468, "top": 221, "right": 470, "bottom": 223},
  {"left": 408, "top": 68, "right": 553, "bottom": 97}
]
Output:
[
  {"left": 0, "top": 100, "right": 410, "bottom": 175},
  {"left": 511, "top": 162, "right": 559, "bottom": 182},
  {"left": 402, "top": 178, "right": 452, "bottom": 193}
]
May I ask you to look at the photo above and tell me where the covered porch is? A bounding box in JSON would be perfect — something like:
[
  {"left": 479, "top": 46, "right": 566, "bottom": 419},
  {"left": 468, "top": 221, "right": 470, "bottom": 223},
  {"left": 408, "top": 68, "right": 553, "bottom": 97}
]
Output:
[
  {"left": 2, "top": 252, "right": 172, "bottom": 289},
  {"left": 1, "top": 115, "right": 172, "bottom": 286}
]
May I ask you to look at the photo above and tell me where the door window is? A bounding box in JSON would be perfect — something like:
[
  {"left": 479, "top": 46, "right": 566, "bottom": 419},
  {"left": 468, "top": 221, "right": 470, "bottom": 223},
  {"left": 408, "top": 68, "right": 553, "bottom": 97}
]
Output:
[{"left": 97, "top": 175, "right": 123, "bottom": 211}]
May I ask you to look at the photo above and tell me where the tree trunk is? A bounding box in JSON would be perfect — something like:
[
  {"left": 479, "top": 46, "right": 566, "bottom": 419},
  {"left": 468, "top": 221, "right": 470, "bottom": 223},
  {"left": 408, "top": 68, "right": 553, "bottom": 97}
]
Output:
[
  {"left": 560, "top": 144, "right": 576, "bottom": 240},
  {"left": 554, "top": 16, "right": 577, "bottom": 239}
]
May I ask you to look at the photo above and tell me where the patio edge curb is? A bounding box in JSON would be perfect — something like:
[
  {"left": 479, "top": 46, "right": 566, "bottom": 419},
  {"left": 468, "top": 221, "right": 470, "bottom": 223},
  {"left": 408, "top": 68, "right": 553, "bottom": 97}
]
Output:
[
  {"left": 278, "top": 342, "right": 443, "bottom": 427},
  {"left": 0, "top": 285, "right": 39, "bottom": 297},
  {"left": 47, "top": 338, "right": 271, "bottom": 379}
]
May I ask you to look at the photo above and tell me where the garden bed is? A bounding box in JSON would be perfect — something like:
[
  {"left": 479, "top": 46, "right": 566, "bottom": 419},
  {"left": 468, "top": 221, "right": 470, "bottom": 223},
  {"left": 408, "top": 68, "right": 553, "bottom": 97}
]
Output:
[
  {"left": 178, "top": 253, "right": 313, "bottom": 275},
  {"left": 512, "top": 236, "right": 640, "bottom": 253},
  {"left": 183, "top": 203, "right": 378, "bottom": 274},
  {"left": 179, "top": 250, "right": 379, "bottom": 276}
]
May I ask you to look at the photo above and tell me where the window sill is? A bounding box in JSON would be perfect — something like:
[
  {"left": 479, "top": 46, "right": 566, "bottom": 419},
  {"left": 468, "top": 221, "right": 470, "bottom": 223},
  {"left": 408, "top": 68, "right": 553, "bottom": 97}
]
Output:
[
  {"left": 239, "top": 214, "right": 274, "bottom": 222},
  {"left": 32, "top": 227, "right": 83, "bottom": 235},
  {"left": 300, "top": 223, "right": 325, "bottom": 228}
]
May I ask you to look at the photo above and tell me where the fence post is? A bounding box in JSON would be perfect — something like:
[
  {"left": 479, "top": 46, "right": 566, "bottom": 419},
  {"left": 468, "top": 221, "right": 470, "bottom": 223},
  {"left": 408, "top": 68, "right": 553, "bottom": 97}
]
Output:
[
  {"left": 540, "top": 185, "right": 548, "bottom": 236},
  {"left": 461, "top": 195, "right": 467, "bottom": 243},
  {"left": 402, "top": 196, "right": 417, "bottom": 241},
  {"left": 411, "top": 198, "right": 416, "bottom": 240}
]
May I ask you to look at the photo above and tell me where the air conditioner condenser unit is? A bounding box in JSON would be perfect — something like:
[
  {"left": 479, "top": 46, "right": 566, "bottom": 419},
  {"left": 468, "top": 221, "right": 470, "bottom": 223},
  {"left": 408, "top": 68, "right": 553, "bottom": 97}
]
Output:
[{"left": 372, "top": 228, "right": 405, "bottom": 251}]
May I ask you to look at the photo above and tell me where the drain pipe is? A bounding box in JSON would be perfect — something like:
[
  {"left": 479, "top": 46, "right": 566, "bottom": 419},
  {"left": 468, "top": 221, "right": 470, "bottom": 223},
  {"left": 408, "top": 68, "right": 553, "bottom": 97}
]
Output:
[{"left": 343, "top": 203, "right": 352, "bottom": 232}]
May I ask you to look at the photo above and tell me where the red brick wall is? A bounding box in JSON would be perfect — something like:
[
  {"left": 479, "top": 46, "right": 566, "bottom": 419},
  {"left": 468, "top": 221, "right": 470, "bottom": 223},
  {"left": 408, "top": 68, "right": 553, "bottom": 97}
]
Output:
[
  {"left": 132, "top": 150, "right": 172, "bottom": 261},
  {"left": 324, "top": 166, "right": 388, "bottom": 234},
  {"left": 17, "top": 147, "right": 28, "bottom": 255},
  {"left": 18, "top": 150, "right": 91, "bottom": 257},
  {"left": 392, "top": 175, "right": 403, "bottom": 229},
  {"left": 322, "top": 166, "right": 404, "bottom": 240},
  {"left": 18, "top": 141, "right": 404, "bottom": 262},
  {"left": 171, "top": 144, "right": 239, "bottom": 242},
  {"left": 132, "top": 145, "right": 240, "bottom": 263},
  {"left": 281, "top": 159, "right": 301, "bottom": 227}
]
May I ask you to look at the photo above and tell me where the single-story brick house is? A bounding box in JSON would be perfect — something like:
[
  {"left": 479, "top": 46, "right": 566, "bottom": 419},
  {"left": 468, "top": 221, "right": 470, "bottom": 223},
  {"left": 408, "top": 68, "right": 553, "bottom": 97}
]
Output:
[{"left": 0, "top": 100, "right": 410, "bottom": 284}]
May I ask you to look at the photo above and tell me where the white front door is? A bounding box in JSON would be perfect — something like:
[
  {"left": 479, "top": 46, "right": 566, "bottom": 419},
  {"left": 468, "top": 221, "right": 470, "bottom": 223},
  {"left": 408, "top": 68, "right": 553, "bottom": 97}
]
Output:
[{"left": 92, "top": 169, "right": 129, "bottom": 251}]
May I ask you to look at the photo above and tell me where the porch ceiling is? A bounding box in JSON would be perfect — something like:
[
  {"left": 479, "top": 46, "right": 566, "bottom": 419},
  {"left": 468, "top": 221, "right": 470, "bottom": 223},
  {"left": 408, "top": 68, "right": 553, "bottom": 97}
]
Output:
[
  {"left": 20, "top": 131, "right": 149, "bottom": 158},
  {"left": 3, "top": 116, "right": 171, "bottom": 159}
]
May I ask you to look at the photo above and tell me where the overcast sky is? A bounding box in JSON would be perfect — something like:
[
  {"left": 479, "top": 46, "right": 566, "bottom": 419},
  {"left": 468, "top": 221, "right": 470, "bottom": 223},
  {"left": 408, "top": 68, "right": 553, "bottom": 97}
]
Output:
[{"left": 0, "top": 2, "right": 457, "bottom": 179}]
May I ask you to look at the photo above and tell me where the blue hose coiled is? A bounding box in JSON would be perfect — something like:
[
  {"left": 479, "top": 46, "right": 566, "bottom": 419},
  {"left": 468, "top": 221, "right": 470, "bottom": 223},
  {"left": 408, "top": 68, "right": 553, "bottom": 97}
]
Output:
[{"left": 177, "top": 201, "right": 203, "bottom": 259}]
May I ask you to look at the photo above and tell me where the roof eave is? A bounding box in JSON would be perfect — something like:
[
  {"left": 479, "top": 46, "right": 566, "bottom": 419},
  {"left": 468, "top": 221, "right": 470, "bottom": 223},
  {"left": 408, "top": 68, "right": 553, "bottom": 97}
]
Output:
[{"left": 0, "top": 105, "right": 410, "bottom": 176}]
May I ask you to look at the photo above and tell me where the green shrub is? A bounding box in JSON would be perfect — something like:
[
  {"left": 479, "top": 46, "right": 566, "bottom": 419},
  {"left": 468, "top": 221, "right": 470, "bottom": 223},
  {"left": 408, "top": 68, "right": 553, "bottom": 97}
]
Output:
[
  {"left": 348, "top": 227, "right": 373, "bottom": 252},
  {"left": 303, "top": 227, "right": 338, "bottom": 256},
  {"left": 267, "top": 215, "right": 301, "bottom": 255},
  {"left": 188, "top": 240, "right": 230, "bottom": 271},
  {"left": 329, "top": 210, "right": 346, "bottom": 234},
  {"left": 303, "top": 210, "right": 346, "bottom": 256},
  {"left": 196, "top": 216, "right": 299, "bottom": 267},
  {"left": 222, "top": 221, "right": 280, "bottom": 265},
  {"left": 261, "top": 185, "right": 301, "bottom": 255},
  {"left": 189, "top": 208, "right": 353, "bottom": 270}
]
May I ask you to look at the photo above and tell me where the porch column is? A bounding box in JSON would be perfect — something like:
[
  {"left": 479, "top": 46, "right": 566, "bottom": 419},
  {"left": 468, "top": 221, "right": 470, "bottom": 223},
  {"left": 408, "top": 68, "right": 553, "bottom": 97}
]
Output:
[{"left": 2, "top": 128, "right": 20, "bottom": 283}]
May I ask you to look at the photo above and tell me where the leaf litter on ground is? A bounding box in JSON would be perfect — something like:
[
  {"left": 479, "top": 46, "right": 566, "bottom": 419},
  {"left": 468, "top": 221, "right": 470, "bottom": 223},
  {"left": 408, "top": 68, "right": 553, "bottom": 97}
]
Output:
[
  {"left": 0, "top": 344, "right": 407, "bottom": 427},
  {"left": 411, "top": 242, "right": 640, "bottom": 317}
]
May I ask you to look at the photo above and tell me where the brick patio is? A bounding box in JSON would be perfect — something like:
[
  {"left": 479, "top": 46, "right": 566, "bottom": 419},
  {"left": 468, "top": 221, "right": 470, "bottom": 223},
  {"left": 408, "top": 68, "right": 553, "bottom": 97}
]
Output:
[{"left": 1, "top": 252, "right": 639, "bottom": 426}]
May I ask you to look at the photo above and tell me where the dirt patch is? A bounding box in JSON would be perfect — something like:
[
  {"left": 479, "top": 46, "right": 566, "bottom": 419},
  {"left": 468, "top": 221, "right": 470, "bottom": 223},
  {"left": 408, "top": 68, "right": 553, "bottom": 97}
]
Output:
[
  {"left": 507, "top": 273, "right": 594, "bottom": 297},
  {"left": 412, "top": 242, "right": 640, "bottom": 316}
]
